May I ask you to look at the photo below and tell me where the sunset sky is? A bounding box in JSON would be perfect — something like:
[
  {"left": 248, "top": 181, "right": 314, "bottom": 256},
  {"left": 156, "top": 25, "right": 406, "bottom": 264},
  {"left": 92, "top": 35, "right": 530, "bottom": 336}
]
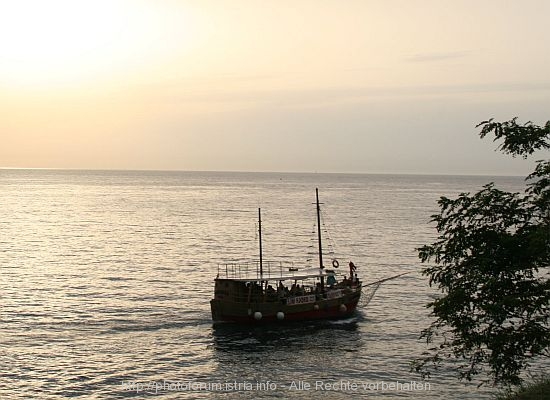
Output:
[{"left": 1, "top": 0, "right": 549, "bottom": 175}]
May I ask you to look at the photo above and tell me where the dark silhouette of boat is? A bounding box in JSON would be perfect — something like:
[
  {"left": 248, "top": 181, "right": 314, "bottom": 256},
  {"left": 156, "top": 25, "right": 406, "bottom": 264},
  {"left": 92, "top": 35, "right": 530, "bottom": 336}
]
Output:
[{"left": 210, "top": 189, "right": 362, "bottom": 324}]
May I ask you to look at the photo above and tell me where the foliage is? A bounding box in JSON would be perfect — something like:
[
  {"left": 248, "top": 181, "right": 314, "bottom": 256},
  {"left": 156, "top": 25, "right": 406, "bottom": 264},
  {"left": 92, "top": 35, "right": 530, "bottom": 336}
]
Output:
[
  {"left": 477, "top": 118, "right": 550, "bottom": 158},
  {"left": 413, "top": 118, "right": 550, "bottom": 387},
  {"left": 495, "top": 378, "right": 550, "bottom": 400}
]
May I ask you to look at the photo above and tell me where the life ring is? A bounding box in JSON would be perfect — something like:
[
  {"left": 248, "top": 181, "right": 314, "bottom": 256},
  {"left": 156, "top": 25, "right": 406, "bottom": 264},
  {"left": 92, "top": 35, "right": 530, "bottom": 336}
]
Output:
[{"left": 332, "top": 259, "right": 339, "bottom": 268}]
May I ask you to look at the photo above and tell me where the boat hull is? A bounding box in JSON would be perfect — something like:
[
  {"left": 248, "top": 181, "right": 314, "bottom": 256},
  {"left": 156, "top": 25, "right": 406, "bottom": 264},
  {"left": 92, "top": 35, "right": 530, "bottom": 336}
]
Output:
[{"left": 210, "top": 291, "right": 361, "bottom": 324}]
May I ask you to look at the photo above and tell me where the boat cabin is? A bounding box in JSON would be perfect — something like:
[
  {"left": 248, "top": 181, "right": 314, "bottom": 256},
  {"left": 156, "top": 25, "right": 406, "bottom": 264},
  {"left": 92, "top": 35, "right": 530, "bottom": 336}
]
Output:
[{"left": 213, "top": 262, "right": 361, "bottom": 305}]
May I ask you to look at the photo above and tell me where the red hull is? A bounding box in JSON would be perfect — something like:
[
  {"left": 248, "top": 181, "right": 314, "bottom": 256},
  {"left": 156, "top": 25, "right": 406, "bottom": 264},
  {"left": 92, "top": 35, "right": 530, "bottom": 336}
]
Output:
[{"left": 211, "top": 293, "right": 361, "bottom": 324}]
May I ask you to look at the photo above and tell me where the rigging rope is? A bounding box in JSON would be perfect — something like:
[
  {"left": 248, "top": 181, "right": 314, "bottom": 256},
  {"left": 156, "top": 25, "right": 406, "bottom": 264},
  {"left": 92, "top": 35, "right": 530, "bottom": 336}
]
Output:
[{"left": 357, "top": 272, "right": 412, "bottom": 308}]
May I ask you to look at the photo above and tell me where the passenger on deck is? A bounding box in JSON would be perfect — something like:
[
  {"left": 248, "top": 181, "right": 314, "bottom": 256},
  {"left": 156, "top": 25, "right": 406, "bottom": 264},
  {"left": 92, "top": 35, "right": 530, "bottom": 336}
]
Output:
[{"left": 349, "top": 261, "right": 356, "bottom": 281}]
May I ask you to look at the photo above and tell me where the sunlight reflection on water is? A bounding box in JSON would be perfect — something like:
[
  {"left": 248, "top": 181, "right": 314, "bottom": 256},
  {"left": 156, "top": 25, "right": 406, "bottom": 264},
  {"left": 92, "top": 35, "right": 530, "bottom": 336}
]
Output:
[{"left": 0, "top": 170, "right": 533, "bottom": 399}]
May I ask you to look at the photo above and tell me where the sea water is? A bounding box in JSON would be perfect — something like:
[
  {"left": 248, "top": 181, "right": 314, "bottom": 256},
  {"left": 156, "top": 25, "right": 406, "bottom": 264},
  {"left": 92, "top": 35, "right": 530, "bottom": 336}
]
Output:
[{"left": 0, "top": 169, "right": 537, "bottom": 399}]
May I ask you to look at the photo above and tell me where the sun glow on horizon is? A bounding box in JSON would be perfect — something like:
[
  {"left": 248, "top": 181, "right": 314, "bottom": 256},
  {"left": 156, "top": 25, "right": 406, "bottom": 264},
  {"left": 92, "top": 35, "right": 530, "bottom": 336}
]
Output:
[
  {"left": 0, "top": 0, "right": 196, "bottom": 88},
  {"left": 1, "top": 0, "right": 548, "bottom": 175}
]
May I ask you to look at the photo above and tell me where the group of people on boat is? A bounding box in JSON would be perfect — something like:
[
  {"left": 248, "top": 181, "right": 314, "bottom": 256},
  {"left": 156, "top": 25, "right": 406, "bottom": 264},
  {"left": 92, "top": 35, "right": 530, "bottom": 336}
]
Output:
[
  {"left": 262, "top": 282, "right": 311, "bottom": 298},
  {"left": 240, "top": 261, "right": 360, "bottom": 303}
]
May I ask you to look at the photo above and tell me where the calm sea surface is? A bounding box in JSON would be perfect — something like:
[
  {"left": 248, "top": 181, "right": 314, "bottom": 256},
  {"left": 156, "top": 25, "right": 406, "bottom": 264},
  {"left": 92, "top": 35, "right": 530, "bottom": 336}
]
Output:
[{"left": 0, "top": 170, "right": 538, "bottom": 399}]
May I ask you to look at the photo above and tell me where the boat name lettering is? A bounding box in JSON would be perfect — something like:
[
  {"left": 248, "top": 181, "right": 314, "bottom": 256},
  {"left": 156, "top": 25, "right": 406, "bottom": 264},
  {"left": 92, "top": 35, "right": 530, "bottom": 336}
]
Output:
[{"left": 287, "top": 295, "right": 316, "bottom": 306}]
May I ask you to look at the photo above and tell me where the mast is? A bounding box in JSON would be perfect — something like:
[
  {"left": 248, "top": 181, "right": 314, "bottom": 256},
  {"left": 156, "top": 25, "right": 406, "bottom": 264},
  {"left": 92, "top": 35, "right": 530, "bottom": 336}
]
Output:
[
  {"left": 316, "top": 188, "right": 325, "bottom": 293},
  {"left": 258, "top": 208, "right": 263, "bottom": 278},
  {"left": 316, "top": 188, "right": 323, "bottom": 270}
]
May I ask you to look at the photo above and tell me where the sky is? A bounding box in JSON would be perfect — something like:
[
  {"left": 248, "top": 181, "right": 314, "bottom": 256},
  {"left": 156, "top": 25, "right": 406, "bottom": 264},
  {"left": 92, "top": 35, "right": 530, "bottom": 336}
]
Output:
[{"left": 1, "top": 0, "right": 549, "bottom": 175}]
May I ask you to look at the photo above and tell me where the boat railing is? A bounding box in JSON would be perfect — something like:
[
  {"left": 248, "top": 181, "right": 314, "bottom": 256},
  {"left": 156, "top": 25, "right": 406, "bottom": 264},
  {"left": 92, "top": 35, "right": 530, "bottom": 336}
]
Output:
[
  {"left": 217, "top": 261, "right": 312, "bottom": 281},
  {"left": 215, "top": 283, "right": 360, "bottom": 304}
]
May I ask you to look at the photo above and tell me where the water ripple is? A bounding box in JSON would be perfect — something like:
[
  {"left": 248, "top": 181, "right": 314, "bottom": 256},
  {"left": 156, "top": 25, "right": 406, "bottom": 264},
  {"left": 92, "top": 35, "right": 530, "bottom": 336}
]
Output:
[{"left": 0, "top": 170, "right": 530, "bottom": 399}]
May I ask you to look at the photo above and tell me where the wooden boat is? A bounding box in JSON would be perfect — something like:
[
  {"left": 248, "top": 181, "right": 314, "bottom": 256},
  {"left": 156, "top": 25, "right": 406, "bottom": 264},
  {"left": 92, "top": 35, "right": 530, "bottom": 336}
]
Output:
[{"left": 210, "top": 189, "right": 362, "bottom": 324}]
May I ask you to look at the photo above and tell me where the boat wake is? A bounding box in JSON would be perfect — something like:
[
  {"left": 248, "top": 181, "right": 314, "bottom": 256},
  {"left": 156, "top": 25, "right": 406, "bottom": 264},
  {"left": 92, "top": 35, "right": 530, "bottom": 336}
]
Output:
[
  {"left": 105, "top": 318, "right": 212, "bottom": 334},
  {"left": 328, "top": 316, "right": 359, "bottom": 325}
]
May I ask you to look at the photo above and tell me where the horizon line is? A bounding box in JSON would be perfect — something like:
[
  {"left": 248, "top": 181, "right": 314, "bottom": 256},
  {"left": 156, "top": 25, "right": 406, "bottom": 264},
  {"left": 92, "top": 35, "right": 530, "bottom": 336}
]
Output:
[{"left": 0, "top": 166, "right": 526, "bottom": 178}]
